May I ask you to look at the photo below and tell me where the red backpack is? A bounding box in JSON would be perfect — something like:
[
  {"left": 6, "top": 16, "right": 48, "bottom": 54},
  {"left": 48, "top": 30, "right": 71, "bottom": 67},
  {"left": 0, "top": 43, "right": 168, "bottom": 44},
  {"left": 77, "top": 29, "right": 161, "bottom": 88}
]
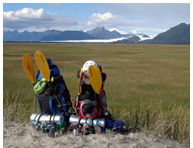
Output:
[{"left": 75, "top": 67, "right": 106, "bottom": 119}]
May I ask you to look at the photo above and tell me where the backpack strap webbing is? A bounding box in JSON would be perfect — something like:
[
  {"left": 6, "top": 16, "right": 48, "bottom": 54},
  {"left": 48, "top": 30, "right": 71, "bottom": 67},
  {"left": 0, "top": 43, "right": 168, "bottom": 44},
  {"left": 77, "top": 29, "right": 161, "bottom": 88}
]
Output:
[
  {"left": 77, "top": 117, "right": 83, "bottom": 130},
  {"left": 76, "top": 68, "right": 83, "bottom": 112},
  {"left": 37, "top": 113, "right": 43, "bottom": 123},
  {"left": 91, "top": 118, "right": 95, "bottom": 134}
]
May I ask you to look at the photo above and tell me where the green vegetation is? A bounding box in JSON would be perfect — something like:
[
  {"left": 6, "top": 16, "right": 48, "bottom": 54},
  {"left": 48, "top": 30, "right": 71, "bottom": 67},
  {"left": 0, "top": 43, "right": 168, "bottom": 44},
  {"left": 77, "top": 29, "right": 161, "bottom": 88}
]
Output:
[{"left": 3, "top": 43, "right": 190, "bottom": 144}]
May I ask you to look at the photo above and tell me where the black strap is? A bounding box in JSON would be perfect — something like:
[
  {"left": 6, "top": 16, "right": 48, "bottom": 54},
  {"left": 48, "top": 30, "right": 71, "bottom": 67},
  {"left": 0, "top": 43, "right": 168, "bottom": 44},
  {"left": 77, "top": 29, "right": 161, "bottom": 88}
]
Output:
[
  {"left": 53, "top": 115, "right": 56, "bottom": 123},
  {"left": 95, "top": 93, "right": 101, "bottom": 119},
  {"left": 85, "top": 118, "right": 88, "bottom": 123},
  {"left": 98, "top": 83, "right": 104, "bottom": 109},
  {"left": 76, "top": 96, "right": 80, "bottom": 111},
  {"left": 62, "top": 80, "right": 76, "bottom": 114},
  {"left": 34, "top": 114, "right": 40, "bottom": 122},
  {"left": 54, "top": 98, "right": 57, "bottom": 115},
  {"left": 77, "top": 117, "right": 82, "bottom": 128},
  {"left": 37, "top": 113, "right": 43, "bottom": 123},
  {"left": 49, "top": 115, "right": 52, "bottom": 123},
  {"left": 58, "top": 96, "right": 65, "bottom": 113},
  {"left": 91, "top": 118, "right": 95, "bottom": 134}
]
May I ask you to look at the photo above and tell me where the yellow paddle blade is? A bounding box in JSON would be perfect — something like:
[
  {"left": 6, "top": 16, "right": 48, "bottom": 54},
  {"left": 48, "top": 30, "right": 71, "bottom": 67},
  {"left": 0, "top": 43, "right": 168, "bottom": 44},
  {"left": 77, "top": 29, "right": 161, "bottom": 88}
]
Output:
[
  {"left": 89, "top": 65, "right": 102, "bottom": 94},
  {"left": 78, "top": 68, "right": 83, "bottom": 95},
  {"left": 22, "top": 54, "right": 35, "bottom": 84},
  {"left": 34, "top": 50, "right": 50, "bottom": 82}
]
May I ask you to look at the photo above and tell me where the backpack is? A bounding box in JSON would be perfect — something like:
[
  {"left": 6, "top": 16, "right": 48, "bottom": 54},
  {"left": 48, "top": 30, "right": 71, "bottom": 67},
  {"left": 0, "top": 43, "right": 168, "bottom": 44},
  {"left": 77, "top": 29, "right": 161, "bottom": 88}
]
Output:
[
  {"left": 34, "top": 64, "right": 72, "bottom": 116},
  {"left": 75, "top": 66, "right": 107, "bottom": 119}
]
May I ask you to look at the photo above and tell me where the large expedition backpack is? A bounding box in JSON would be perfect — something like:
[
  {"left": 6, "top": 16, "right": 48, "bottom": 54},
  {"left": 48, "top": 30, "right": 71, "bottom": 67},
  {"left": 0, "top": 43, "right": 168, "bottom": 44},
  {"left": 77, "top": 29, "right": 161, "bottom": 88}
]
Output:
[
  {"left": 34, "top": 59, "right": 72, "bottom": 116},
  {"left": 75, "top": 66, "right": 107, "bottom": 119}
]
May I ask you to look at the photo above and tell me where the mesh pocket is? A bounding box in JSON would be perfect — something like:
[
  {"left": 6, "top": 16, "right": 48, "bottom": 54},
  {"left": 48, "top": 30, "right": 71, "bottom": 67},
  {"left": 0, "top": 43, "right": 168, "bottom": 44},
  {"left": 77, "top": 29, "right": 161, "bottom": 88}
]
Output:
[
  {"left": 33, "top": 80, "right": 46, "bottom": 95},
  {"left": 82, "top": 104, "right": 95, "bottom": 116},
  {"left": 36, "top": 92, "right": 52, "bottom": 114}
]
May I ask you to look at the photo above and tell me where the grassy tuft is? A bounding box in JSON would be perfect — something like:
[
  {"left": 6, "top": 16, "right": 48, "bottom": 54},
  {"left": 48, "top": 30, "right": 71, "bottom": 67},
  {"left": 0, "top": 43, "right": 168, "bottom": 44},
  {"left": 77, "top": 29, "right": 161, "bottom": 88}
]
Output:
[{"left": 3, "top": 91, "right": 39, "bottom": 123}]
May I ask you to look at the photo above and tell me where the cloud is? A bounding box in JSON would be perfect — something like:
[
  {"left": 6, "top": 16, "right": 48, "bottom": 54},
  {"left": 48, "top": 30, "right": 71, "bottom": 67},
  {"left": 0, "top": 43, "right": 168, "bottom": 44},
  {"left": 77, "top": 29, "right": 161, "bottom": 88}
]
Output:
[
  {"left": 3, "top": 4, "right": 190, "bottom": 35},
  {"left": 86, "top": 12, "right": 113, "bottom": 26},
  {"left": 3, "top": 8, "right": 165, "bottom": 34},
  {"left": 4, "top": 8, "right": 44, "bottom": 20},
  {"left": 89, "top": 12, "right": 112, "bottom": 23},
  {"left": 83, "top": 12, "right": 141, "bottom": 29},
  {"left": 94, "top": 3, "right": 190, "bottom": 31},
  {"left": 4, "top": 8, "right": 50, "bottom": 23},
  {"left": 95, "top": 3, "right": 189, "bottom": 22},
  {"left": 3, "top": 8, "right": 78, "bottom": 31}
]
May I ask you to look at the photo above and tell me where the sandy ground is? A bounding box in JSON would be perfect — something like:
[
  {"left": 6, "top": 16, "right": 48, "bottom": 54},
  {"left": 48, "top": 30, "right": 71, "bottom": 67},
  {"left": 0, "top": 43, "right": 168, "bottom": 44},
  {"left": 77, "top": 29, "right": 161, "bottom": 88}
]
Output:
[{"left": 3, "top": 122, "right": 184, "bottom": 148}]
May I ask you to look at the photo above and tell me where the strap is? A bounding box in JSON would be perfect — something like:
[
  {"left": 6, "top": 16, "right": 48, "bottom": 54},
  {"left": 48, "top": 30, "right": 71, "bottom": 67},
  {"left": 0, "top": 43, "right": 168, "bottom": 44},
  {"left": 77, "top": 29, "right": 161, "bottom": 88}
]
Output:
[
  {"left": 54, "top": 98, "right": 57, "bottom": 115},
  {"left": 99, "top": 85, "right": 104, "bottom": 99},
  {"left": 77, "top": 69, "right": 83, "bottom": 111},
  {"left": 85, "top": 118, "right": 88, "bottom": 124},
  {"left": 79, "top": 69, "right": 84, "bottom": 94},
  {"left": 49, "top": 115, "right": 52, "bottom": 123},
  {"left": 77, "top": 117, "right": 82, "bottom": 129},
  {"left": 58, "top": 96, "right": 65, "bottom": 113},
  {"left": 34, "top": 114, "right": 40, "bottom": 122},
  {"left": 53, "top": 115, "right": 56, "bottom": 123},
  {"left": 63, "top": 80, "right": 76, "bottom": 113},
  {"left": 96, "top": 99, "right": 100, "bottom": 118},
  {"left": 37, "top": 113, "right": 43, "bottom": 123},
  {"left": 91, "top": 118, "right": 95, "bottom": 134}
]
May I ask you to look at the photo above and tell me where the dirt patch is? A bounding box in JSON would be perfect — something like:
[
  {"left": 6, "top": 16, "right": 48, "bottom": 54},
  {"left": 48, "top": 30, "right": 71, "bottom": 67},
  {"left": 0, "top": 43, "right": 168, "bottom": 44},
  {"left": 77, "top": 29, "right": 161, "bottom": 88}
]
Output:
[{"left": 3, "top": 122, "right": 184, "bottom": 148}]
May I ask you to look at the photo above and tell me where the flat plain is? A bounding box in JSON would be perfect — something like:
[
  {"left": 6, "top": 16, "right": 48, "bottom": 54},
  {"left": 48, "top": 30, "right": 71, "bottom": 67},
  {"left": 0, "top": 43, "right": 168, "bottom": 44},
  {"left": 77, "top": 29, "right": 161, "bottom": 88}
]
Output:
[{"left": 3, "top": 43, "right": 190, "bottom": 144}]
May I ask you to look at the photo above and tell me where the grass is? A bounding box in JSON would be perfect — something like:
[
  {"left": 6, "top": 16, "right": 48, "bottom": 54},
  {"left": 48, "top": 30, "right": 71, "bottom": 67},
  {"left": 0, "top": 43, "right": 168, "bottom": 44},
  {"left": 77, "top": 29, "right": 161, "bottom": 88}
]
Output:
[{"left": 3, "top": 43, "right": 190, "bottom": 145}]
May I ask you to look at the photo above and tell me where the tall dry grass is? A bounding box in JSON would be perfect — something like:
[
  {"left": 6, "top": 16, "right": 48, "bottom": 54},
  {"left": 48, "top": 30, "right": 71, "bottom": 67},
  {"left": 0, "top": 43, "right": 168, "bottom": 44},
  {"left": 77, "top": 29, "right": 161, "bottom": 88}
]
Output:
[
  {"left": 108, "top": 101, "right": 189, "bottom": 144},
  {"left": 3, "top": 91, "right": 189, "bottom": 145},
  {"left": 3, "top": 91, "right": 39, "bottom": 123}
]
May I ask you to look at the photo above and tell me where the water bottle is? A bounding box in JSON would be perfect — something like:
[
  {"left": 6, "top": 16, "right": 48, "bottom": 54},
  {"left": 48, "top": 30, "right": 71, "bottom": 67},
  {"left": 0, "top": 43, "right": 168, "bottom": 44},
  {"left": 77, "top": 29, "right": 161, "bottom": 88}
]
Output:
[
  {"left": 30, "top": 113, "right": 64, "bottom": 124},
  {"left": 69, "top": 114, "right": 105, "bottom": 127}
]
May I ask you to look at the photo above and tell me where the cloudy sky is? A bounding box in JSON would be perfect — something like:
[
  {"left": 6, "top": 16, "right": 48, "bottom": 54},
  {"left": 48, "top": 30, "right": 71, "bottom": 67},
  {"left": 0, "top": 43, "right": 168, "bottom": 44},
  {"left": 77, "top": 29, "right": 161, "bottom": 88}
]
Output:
[{"left": 3, "top": 3, "right": 190, "bottom": 36}]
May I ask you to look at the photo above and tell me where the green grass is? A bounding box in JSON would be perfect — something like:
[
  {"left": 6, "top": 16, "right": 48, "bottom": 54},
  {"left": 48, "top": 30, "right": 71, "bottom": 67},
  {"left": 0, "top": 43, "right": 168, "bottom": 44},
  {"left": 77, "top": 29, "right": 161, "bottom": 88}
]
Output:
[{"left": 3, "top": 43, "right": 190, "bottom": 144}]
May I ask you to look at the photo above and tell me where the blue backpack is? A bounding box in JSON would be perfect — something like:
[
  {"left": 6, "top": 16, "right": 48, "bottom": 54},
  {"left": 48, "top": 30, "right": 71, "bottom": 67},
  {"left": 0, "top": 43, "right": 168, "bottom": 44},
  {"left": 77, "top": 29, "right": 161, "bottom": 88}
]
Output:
[{"left": 35, "top": 61, "right": 71, "bottom": 115}]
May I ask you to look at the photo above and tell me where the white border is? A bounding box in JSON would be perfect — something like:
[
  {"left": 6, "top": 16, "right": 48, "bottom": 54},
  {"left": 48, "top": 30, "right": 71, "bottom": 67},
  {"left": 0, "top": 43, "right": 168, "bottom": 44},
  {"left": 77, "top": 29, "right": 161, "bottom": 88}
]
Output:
[
  {"left": 190, "top": 1, "right": 192, "bottom": 147},
  {"left": 1, "top": 0, "right": 192, "bottom": 3},
  {"left": 0, "top": 2, "right": 3, "bottom": 148},
  {"left": 1, "top": 1, "right": 191, "bottom": 147}
]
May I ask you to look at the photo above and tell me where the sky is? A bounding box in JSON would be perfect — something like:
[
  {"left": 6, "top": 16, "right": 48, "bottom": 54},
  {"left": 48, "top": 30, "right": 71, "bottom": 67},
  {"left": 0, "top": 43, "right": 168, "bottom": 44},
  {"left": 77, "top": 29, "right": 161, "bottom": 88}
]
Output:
[{"left": 3, "top": 3, "right": 190, "bottom": 36}]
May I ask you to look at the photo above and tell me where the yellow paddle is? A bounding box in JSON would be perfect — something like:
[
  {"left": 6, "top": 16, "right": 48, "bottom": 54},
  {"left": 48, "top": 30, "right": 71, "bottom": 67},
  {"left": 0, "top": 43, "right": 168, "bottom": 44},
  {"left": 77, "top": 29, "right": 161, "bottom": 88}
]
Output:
[
  {"left": 88, "top": 65, "right": 102, "bottom": 95},
  {"left": 89, "top": 65, "right": 102, "bottom": 118},
  {"left": 22, "top": 54, "right": 35, "bottom": 84},
  {"left": 34, "top": 50, "right": 50, "bottom": 82}
]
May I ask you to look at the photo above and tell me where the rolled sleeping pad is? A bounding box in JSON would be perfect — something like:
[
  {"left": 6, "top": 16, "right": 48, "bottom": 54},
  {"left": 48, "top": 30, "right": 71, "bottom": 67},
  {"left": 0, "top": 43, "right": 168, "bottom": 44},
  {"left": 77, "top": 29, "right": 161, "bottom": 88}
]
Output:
[
  {"left": 69, "top": 114, "right": 105, "bottom": 127},
  {"left": 30, "top": 113, "right": 64, "bottom": 124}
]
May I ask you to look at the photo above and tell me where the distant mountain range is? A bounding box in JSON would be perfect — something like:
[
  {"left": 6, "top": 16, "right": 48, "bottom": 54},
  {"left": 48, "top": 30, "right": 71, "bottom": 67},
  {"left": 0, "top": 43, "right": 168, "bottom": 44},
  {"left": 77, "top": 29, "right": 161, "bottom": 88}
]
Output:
[
  {"left": 3, "top": 30, "right": 98, "bottom": 42},
  {"left": 3, "top": 26, "right": 148, "bottom": 42},
  {"left": 113, "top": 23, "right": 190, "bottom": 44},
  {"left": 3, "top": 23, "right": 190, "bottom": 44},
  {"left": 140, "top": 23, "right": 190, "bottom": 44},
  {"left": 87, "top": 27, "right": 123, "bottom": 39}
]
